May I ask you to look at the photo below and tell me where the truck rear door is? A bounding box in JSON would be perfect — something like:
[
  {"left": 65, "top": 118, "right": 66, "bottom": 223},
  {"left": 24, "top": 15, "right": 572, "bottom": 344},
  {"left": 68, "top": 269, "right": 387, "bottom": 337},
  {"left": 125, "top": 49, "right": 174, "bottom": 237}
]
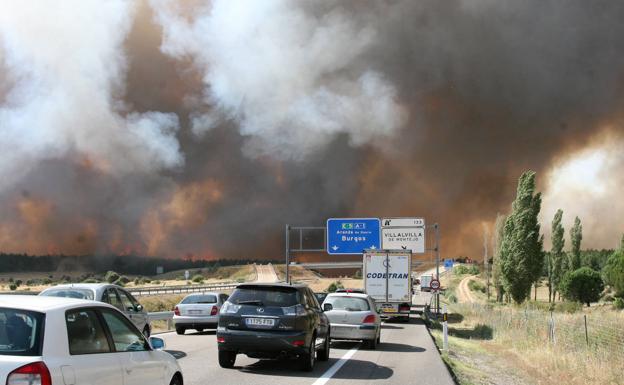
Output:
[
  {"left": 387, "top": 253, "right": 411, "bottom": 302},
  {"left": 364, "top": 252, "right": 387, "bottom": 303}
]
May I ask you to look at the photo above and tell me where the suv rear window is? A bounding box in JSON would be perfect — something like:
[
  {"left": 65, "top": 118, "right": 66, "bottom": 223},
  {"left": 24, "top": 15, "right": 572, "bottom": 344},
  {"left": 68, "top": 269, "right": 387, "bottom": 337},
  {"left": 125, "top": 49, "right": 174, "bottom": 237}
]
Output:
[
  {"left": 41, "top": 288, "right": 94, "bottom": 300},
  {"left": 229, "top": 286, "right": 299, "bottom": 307},
  {"left": 0, "top": 308, "right": 44, "bottom": 356},
  {"left": 325, "top": 296, "right": 370, "bottom": 311},
  {"left": 181, "top": 295, "right": 217, "bottom": 304}
]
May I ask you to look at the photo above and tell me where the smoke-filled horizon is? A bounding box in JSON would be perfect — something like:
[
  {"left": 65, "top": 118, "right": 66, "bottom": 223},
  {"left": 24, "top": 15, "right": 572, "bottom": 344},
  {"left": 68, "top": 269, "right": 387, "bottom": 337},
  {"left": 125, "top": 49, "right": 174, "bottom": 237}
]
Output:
[{"left": 0, "top": 0, "right": 623, "bottom": 260}]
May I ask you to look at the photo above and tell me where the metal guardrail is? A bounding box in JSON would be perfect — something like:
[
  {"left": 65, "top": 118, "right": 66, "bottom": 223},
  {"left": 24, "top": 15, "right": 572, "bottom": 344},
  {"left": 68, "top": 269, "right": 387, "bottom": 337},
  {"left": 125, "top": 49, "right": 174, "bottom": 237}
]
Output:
[
  {"left": 128, "top": 282, "right": 239, "bottom": 296},
  {"left": 148, "top": 310, "right": 175, "bottom": 331}
]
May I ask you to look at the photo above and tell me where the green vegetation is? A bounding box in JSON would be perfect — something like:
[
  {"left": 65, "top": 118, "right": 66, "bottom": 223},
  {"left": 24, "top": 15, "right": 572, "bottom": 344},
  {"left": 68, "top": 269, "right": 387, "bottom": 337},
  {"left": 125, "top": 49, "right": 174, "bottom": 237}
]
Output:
[
  {"left": 500, "top": 171, "right": 544, "bottom": 303},
  {"left": 191, "top": 274, "right": 204, "bottom": 283},
  {"left": 326, "top": 280, "right": 344, "bottom": 293},
  {"left": 468, "top": 279, "right": 486, "bottom": 293},
  {"left": 104, "top": 271, "right": 120, "bottom": 283},
  {"left": 559, "top": 267, "right": 604, "bottom": 306},
  {"left": 569, "top": 216, "right": 583, "bottom": 271},
  {"left": 454, "top": 265, "right": 479, "bottom": 275},
  {"left": 550, "top": 209, "right": 566, "bottom": 302},
  {"left": 614, "top": 297, "right": 624, "bottom": 310},
  {"left": 603, "top": 241, "right": 624, "bottom": 297},
  {"left": 492, "top": 214, "right": 505, "bottom": 302}
]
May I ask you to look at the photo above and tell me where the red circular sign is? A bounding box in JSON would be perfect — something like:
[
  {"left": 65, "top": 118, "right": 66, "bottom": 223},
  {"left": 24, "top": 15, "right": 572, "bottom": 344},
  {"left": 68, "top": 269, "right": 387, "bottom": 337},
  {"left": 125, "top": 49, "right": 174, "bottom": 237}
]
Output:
[{"left": 430, "top": 279, "right": 440, "bottom": 290}]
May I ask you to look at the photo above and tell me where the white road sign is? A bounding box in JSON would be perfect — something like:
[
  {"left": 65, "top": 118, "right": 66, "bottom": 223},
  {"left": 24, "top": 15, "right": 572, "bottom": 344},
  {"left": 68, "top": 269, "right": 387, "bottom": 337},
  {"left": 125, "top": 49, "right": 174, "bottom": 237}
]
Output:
[
  {"left": 381, "top": 217, "right": 425, "bottom": 228},
  {"left": 381, "top": 217, "right": 426, "bottom": 253}
]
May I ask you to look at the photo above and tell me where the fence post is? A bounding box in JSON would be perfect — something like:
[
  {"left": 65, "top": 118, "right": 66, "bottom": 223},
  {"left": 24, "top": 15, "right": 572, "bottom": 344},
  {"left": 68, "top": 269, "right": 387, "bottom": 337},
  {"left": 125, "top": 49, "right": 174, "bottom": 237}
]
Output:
[
  {"left": 442, "top": 305, "right": 449, "bottom": 351},
  {"left": 550, "top": 311, "right": 556, "bottom": 344},
  {"left": 584, "top": 315, "right": 589, "bottom": 347}
]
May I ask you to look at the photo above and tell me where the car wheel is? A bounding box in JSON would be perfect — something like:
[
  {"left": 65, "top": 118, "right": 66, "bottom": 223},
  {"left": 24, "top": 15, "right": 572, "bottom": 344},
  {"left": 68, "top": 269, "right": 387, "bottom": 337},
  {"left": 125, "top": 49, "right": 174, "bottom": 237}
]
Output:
[
  {"left": 299, "top": 336, "right": 316, "bottom": 371},
  {"left": 176, "top": 327, "right": 185, "bottom": 335},
  {"left": 142, "top": 325, "right": 151, "bottom": 338},
  {"left": 169, "top": 374, "right": 182, "bottom": 385},
  {"left": 218, "top": 350, "right": 236, "bottom": 368},
  {"left": 317, "top": 332, "right": 330, "bottom": 361},
  {"left": 366, "top": 334, "right": 378, "bottom": 350}
]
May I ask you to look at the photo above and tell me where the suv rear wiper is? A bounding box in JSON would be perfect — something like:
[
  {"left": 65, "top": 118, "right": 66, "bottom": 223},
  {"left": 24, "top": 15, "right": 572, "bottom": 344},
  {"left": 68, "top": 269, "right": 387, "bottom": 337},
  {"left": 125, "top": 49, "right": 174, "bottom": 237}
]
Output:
[{"left": 237, "top": 300, "right": 264, "bottom": 306}]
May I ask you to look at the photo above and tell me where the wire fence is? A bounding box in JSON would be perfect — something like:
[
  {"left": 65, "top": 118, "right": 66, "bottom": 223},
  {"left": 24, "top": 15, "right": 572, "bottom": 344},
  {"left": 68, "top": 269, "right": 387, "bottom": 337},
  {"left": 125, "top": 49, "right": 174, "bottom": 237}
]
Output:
[{"left": 453, "top": 303, "right": 624, "bottom": 362}]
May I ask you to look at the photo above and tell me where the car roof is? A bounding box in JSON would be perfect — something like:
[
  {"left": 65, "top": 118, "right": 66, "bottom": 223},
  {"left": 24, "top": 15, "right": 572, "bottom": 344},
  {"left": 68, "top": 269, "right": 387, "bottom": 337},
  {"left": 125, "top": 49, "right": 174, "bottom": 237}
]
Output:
[
  {"left": 326, "top": 292, "right": 371, "bottom": 299},
  {"left": 184, "top": 292, "right": 221, "bottom": 296},
  {"left": 236, "top": 282, "right": 308, "bottom": 289},
  {"left": 0, "top": 295, "right": 114, "bottom": 312},
  {"left": 41, "top": 283, "right": 117, "bottom": 290}
]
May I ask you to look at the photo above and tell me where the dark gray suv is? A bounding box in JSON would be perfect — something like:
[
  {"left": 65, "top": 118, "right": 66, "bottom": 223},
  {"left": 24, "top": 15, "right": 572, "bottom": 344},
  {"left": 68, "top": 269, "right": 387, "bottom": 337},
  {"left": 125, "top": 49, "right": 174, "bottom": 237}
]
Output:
[{"left": 216, "top": 283, "right": 330, "bottom": 371}]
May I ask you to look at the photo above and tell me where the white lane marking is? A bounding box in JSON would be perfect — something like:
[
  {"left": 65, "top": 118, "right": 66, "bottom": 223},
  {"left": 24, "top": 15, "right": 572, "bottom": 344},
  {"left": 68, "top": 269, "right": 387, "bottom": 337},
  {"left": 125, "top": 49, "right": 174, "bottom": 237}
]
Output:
[{"left": 311, "top": 345, "right": 359, "bottom": 385}]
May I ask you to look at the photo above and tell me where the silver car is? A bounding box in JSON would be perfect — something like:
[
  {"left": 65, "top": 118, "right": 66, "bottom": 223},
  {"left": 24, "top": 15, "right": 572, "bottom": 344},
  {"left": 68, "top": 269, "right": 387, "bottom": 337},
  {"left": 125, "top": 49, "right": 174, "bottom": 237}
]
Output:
[
  {"left": 39, "top": 283, "right": 151, "bottom": 336},
  {"left": 322, "top": 292, "right": 382, "bottom": 349},
  {"left": 173, "top": 292, "right": 228, "bottom": 335}
]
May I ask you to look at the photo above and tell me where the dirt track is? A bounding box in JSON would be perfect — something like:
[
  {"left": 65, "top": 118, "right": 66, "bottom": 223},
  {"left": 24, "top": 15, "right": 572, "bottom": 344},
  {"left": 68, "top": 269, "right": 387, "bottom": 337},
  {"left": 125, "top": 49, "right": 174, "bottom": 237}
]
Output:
[{"left": 457, "top": 275, "right": 477, "bottom": 303}]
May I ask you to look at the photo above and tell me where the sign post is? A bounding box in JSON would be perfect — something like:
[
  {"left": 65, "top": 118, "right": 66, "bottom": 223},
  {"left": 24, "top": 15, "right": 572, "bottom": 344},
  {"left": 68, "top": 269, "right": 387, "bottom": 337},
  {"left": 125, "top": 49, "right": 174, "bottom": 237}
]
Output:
[{"left": 326, "top": 218, "right": 381, "bottom": 255}]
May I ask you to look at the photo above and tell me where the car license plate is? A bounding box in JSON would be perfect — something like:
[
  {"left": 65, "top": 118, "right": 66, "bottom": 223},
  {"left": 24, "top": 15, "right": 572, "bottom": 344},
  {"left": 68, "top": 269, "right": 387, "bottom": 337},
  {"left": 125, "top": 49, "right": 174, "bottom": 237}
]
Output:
[
  {"left": 245, "top": 318, "right": 275, "bottom": 327},
  {"left": 382, "top": 308, "right": 395, "bottom": 313},
  {"left": 188, "top": 310, "right": 203, "bottom": 315}
]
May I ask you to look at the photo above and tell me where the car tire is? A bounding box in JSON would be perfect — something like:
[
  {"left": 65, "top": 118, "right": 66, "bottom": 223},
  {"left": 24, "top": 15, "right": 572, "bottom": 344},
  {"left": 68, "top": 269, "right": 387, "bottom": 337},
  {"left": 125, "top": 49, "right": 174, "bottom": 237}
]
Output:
[
  {"left": 176, "top": 327, "right": 185, "bottom": 335},
  {"left": 299, "top": 336, "right": 316, "bottom": 371},
  {"left": 169, "top": 374, "right": 182, "bottom": 385},
  {"left": 142, "top": 325, "right": 151, "bottom": 338},
  {"left": 366, "top": 335, "right": 378, "bottom": 350},
  {"left": 218, "top": 350, "right": 236, "bottom": 368},
  {"left": 317, "top": 332, "right": 330, "bottom": 361}
]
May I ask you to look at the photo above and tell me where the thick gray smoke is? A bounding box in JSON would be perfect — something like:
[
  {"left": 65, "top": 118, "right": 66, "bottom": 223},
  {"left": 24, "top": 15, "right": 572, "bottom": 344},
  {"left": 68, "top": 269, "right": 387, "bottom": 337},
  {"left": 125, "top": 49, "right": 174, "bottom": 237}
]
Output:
[
  {"left": 0, "top": 0, "right": 623, "bottom": 258},
  {"left": 150, "top": 0, "right": 406, "bottom": 159}
]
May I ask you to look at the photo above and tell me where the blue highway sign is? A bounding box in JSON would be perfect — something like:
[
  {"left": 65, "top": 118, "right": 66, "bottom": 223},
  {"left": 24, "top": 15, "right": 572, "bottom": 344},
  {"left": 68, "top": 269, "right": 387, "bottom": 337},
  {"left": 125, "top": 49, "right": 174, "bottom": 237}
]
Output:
[
  {"left": 444, "top": 259, "right": 454, "bottom": 270},
  {"left": 326, "top": 218, "right": 381, "bottom": 255}
]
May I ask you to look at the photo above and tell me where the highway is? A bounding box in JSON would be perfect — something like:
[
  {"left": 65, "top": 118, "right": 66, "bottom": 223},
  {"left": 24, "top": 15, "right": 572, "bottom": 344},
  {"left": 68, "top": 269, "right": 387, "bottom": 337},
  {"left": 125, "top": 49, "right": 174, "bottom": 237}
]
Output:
[
  {"left": 255, "top": 263, "right": 279, "bottom": 283},
  {"left": 158, "top": 291, "right": 453, "bottom": 385}
]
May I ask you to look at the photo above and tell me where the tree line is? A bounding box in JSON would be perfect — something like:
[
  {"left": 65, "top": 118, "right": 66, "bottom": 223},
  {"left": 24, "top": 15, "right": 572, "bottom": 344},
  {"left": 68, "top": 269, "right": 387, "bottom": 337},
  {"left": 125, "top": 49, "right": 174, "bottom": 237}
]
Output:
[
  {"left": 0, "top": 253, "right": 277, "bottom": 276},
  {"left": 491, "top": 171, "right": 624, "bottom": 306}
]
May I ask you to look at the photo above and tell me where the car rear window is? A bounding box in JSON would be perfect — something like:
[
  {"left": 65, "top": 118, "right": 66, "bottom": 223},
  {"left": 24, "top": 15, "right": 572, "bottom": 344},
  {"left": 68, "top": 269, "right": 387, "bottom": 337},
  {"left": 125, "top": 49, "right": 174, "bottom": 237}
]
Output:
[
  {"left": 181, "top": 294, "right": 217, "bottom": 304},
  {"left": 229, "top": 286, "right": 299, "bottom": 307},
  {"left": 41, "top": 288, "right": 94, "bottom": 300},
  {"left": 325, "top": 296, "right": 370, "bottom": 311},
  {"left": 0, "top": 308, "right": 44, "bottom": 356}
]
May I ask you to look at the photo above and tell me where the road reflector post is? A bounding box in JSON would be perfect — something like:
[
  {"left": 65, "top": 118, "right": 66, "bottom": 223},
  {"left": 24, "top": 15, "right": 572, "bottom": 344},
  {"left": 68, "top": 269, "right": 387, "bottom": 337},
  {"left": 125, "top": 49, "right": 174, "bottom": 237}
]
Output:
[{"left": 442, "top": 305, "right": 449, "bottom": 351}]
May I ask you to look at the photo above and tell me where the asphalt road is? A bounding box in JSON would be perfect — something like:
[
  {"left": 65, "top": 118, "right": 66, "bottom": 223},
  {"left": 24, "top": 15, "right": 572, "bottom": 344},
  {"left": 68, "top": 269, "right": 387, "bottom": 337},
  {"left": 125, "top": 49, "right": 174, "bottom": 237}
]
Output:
[
  {"left": 159, "top": 292, "right": 452, "bottom": 385},
  {"left": 255, "top": 263, "right": 279, "bottom": 283}
]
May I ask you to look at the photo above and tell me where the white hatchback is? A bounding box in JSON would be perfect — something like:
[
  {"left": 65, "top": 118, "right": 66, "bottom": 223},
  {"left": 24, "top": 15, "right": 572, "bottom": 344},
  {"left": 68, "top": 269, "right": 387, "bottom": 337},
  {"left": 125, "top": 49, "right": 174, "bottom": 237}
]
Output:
[{"left": 0, "top": 295, "right": 183, "bottom": 385}]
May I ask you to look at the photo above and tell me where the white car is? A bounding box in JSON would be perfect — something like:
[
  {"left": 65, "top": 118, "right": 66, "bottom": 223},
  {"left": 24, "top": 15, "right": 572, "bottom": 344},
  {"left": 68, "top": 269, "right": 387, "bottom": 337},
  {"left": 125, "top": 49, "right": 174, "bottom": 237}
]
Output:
[
  {"left": 173, "top": 292, "right": 228, "bottom": 335},
  {"left": 0, "top": 295, "right": 182, "bottom": 385},
  {"left": 322, "top": 292, "right": 382, "bottom": 349},
  {"left": 39, "top": 283, "right": 151, "bottom": 337}
]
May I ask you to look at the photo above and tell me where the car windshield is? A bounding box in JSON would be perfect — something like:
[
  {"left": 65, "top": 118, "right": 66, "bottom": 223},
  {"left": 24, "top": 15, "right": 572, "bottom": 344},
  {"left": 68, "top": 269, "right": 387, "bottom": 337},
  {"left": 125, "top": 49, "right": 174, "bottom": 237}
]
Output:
[
  {"left": 229, "top": 286, "right": 299, "bottom": 307},
  {"left": 181, "top": 294, "right": 217, "bottom": 304},
  {"left": 0, "top": 308, "right": 45, "bottom": 356},
  {"left": 325, "top": 296, "right": 370, "bottom": 311},
  {"left": 40, "top": 288, "right": 94, "bottom": 300}
]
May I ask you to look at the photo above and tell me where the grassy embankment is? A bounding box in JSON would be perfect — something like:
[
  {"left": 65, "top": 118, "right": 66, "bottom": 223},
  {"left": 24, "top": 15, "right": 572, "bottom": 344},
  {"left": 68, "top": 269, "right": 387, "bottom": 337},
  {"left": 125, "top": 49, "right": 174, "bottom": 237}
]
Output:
[{"left": 429, "top": 268, "right": 624, "bottom": 385}]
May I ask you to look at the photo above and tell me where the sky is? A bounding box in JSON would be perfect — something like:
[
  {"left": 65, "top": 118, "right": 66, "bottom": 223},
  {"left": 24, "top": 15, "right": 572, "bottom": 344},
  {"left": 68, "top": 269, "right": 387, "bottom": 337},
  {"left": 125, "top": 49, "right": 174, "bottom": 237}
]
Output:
[{"left": 0, "top": 0, "right": 622, "bottom": 260}]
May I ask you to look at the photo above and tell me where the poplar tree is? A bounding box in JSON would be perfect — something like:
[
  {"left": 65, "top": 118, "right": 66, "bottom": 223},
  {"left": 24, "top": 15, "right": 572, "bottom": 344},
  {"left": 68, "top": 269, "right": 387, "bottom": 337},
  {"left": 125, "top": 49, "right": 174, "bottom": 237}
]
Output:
[
  {"left": 500, "top": 171, "right": 544, "bottom": 304},
  {"left": 569, "top": 216, "right": 583, "bottom": 270},
  {"left": 550, "top": 209, "right": 565, "bottom": 302},
  {"left": 492, "top": 214, "right": 506, "bottom": 302}
]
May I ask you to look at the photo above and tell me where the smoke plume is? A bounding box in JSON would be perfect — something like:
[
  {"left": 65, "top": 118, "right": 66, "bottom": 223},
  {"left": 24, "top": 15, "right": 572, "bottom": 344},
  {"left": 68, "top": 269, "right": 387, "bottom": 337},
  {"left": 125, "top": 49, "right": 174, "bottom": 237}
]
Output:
[{"left": 0, "top": 0, "right": 623, "bottom": 259}]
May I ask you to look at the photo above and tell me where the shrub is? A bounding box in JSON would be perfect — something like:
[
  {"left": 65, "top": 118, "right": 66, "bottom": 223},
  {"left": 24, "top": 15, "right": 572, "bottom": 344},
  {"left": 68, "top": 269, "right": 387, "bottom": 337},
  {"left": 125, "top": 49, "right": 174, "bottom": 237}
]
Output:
[
  {"left": 14, "top": 280, "right": 22, "bottom": 287},
  {"left": 104, "top": 271, "right": 120, "bottom": 284},
  {"left": 603, "top": 249, "right": 624, "bottom": 297},
  {"left": 446, "top": 293, "right": 458, "bottom": 303},
  {"left": 614, "top": 297, "right": 624, "bottom": 310},
  {"left": 554, "top": 301, "right": 582, "bottom": 313},
  {"left": 42, "top": 278, "right": 53, "bottom": 285},
  {"left": 112, "top": 279, "right": 125, "bottom": 287},
  {"left": 468, "top": 280, "right": 486, "bottom": 293},
  {"left": 454, "top": 265, "right": 480, "bottom": 275},
  {"left": 560, "top": 267, "right": 604, "bottom": 306},
  {"left": 326, "top": 281, "right": 344, "bottom": 293},
  {"left": 152, "top": 280, "right": 161, "bottom": 285},
  {"left": 9, "top": 284, "right": 17, "bottom": 291},
  {"left": 191, "top": 274, "right": 204, "bottom": 283}
]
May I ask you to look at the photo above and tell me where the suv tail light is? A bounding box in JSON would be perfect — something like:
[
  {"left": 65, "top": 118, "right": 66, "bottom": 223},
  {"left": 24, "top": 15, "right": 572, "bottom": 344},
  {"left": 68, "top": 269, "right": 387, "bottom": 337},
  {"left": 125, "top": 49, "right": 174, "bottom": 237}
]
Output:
[
  {"left": 399, "top": 304, "right": 410, "bottom": 313},
  {"left": 7, "top": 362, "right": 51, "bottom": 385},
  {"left": 362, "top": 315, "right": 376, "bottom": 324},
  {"left": 174, "top": 306, "right": 180, "bottom": 316},
  {"left": 210, "top": 306, "right": 218, "bottom": 316},
  {"left": 282, "top": 304, "right": 306, "bottom": 316}
]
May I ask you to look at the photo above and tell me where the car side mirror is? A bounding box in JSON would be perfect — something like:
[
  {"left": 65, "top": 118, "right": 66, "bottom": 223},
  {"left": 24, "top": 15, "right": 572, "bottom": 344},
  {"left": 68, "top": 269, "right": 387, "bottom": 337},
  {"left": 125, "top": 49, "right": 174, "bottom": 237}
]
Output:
[
  {"left": 323, "top": 303, "right": 333, "bottom": 312},
  {"left": 135, "top": 304, "right": 143, "bottom": 312},
  {"left": 149, "top": 337, "right": 166, "bottom": 350}
]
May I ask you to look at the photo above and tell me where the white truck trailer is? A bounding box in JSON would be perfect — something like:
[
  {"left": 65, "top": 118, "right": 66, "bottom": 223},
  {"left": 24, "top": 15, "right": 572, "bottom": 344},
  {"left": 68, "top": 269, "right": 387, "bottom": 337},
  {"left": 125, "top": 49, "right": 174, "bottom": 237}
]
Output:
[{"left": 363, "top": 249, "right": 412, "bottom": 321}]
